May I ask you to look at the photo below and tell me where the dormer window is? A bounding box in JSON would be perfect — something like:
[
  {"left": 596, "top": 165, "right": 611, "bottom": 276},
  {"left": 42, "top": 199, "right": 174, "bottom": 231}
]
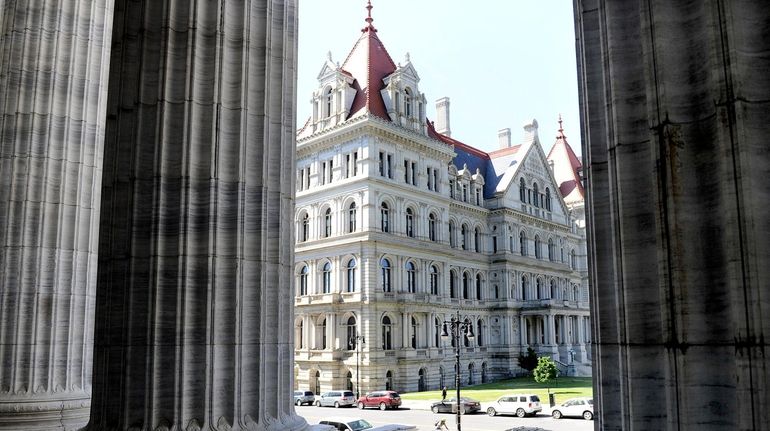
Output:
[
  {"left": 324, "top": 87, "right": 333, "bottom": 117},
  {"left": 404, "top": 88, "right": 413, "bottom": 117}
]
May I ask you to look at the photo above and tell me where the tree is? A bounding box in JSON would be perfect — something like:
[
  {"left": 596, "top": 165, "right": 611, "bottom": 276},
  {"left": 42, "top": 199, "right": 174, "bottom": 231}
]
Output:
[
  {"left": 518, "top": 347, "right": 538, "bottom": 373},
  {"left": 533, "top": 356, "right": 558, "bottom": 394}
]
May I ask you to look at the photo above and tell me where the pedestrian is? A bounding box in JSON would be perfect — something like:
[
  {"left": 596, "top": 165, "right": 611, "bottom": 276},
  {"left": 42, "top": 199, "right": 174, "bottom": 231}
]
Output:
[
  {"left": 441, "top": 386, "right": 447, "bottom": 401},
  {"left": 434, "top": 418, "right": 449, "bottom": 430}
]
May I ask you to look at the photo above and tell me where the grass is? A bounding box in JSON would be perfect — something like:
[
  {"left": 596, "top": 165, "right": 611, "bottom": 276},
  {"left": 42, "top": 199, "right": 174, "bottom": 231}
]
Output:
[{"left": 400, "top": 377, "right": 593, "bottom": 404}]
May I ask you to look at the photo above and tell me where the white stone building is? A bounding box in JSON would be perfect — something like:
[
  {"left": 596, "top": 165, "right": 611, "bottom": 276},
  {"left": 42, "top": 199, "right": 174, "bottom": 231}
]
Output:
[{"left": 293, "top": 11, "right": 590, "bottom": 395}]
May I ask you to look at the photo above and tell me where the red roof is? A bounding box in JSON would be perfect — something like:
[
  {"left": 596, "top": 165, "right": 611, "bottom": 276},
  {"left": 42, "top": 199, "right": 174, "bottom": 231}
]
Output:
[
  {"left": 546, "top": 122, "right": 585, "bottom": 202},
  {"left": 426, "top": 120, "right": 490, "bottom": 160},
  {"left": 340, "top": 26, "right": 397, "bottom": 120},
  {"left": 488, "top": 145, "right": 522, "bottom": 158}
]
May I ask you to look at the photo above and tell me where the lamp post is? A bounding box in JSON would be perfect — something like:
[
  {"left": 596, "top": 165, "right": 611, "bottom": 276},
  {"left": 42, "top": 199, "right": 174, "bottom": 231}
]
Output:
[
  {"left": 348, "top": 334, "right": 365, "bottom": 399},
  {"left": 440, "top": 311, "right": 475, "bottom": 431}
]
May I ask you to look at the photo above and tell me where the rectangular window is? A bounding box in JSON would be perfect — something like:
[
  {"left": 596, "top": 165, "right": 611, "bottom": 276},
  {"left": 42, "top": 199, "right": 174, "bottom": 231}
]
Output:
[
  {"left": 475, "top": 189, "right": 480, "bottom": 205},
  {"left": 297, "top": 169, "right": 303, "bottom": 191},
  {"left": 387, "top": 154, "right": 393, "bottom": 178},
  {"left": 379, "top": 152, "right": 385, "bottom": 176},
  {"left": 352, "top": 151, "right": 358, "bottom": 176},
  {"left": 426, "top": 167, "right": 432, "bottom": 190},
  {"left": 411, "top": 162, "right": 417, "bottom": 186},
  {"left": 320, "top": 162, "right": 326, "bottom": 185},
  {"left": 305, "top": 167, "right": 311, "bottom": 189},
  {"left": 492, "top": 236, "right": 498, "bottom": 253},
  {"left": 463, "top": 185, "right": 468, "bottom": 202},
  {"left": 404, "top": 159, "right": 409, "bottom": 183},
  {"left": 345, "top": 154, "right": 351, "bottom": 178},
  {"left": 433, "top": 169, "right": 439, "bottom": 192},
  {"left": 449, "top": 180, "right": 455, "bottom": 198},
  {"left": 328, "top": 159, "right": 333, "bottom": 183}
]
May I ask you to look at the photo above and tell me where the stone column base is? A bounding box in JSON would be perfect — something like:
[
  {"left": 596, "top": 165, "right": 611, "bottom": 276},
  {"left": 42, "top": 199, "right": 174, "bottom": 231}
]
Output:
[{"left": 0, "top": 394, "right": 90, "bottom": 431}]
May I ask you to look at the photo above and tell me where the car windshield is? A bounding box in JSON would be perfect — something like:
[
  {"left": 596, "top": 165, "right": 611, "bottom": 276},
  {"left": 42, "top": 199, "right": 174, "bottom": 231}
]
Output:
[{"left": 346, "top": 419, "right": 372, "bottom": 430}]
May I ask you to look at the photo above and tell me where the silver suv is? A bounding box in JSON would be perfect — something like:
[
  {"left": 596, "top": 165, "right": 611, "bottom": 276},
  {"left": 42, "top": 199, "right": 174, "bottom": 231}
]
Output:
[
  {"left": 315, "top": 390, "right": 356, "bottom": 408},
  {"left": 293, "top": 390, "right": 315, "bottom": 406}
]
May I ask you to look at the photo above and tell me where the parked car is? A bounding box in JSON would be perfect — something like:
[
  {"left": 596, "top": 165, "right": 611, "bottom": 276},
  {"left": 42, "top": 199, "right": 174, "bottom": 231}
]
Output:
[
  {"left": 315, "top": 390, "right": 356, "bottom": 408},
  {"left": 551, "top": 397, "right": 594, "bottom": 420},
  {"left": 293, "top": 390, "right": 315, "bottom": 406},
  {"left": 318, "top": 417, "right": 416, "bottom": 431},
  {"left": 430, "top": 397, "right": 481, "bottom": 414},
  {"left": 357, "top": 390, "right": 402, "bottom": 410},
  {"left": 486, "top": 393, "right": 542, "bottom": 417}
]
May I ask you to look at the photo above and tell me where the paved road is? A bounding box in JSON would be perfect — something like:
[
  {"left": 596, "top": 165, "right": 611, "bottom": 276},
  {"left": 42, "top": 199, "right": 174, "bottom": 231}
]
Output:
[{"left": 297, "top": 404, "right": 594, "bottom": 431}]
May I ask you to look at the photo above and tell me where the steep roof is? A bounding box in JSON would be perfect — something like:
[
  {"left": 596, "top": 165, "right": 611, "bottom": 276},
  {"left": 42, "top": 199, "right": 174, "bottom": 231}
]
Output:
[
  {"left": 339, "top": 7, "right": 397, "bottom": 121},
  {"left": 546, "top": 118, "right": 585, "bottom": 204}
]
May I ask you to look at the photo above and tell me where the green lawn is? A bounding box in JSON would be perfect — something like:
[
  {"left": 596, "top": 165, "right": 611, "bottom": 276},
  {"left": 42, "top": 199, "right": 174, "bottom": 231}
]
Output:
[{"left": 400, "top": 377, "right": 593, "bottom": 404}]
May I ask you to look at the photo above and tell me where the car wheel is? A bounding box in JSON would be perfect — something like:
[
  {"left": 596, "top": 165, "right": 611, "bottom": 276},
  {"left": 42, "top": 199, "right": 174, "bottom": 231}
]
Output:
[
  {"left": 516, "top": 408, "right": 526, "bottom": 418},
  {"left": 334, "top": 401, "right": 340, "bottom": 408},
  {"left": 431, "top": 405, "right": 439, "bottom": 414},
  {"left": 379, "top": 402, "right": 387, "bottom": 411},
  {"left": 357, "top": 402, "right": 365, "bottom": 409},
  {"left": 487, "top": 407, "right": 496, "bottom": 417},
  {"left": 459, "top": 406, "right": 466, "bottom": 415},
  {"left": 552, "top": 410, "right": 562, "bottom": 419},
  {"left": 583, "top": 411, "right": 594, "bottom": 420},
  {"left": 315, "top": 401, "right": 320, "bottom": 407}
]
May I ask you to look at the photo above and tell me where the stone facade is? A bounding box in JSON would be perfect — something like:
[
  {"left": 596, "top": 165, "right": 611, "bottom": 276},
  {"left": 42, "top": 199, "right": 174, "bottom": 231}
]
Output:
[{"left": 293, "top": 19, "right": 590, "bottom": 396}]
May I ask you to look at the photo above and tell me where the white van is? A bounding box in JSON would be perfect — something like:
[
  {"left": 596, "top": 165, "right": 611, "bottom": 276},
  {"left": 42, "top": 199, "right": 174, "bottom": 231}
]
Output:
[{"left": 486, "top": 393, "right": 542, "bottom": 417}]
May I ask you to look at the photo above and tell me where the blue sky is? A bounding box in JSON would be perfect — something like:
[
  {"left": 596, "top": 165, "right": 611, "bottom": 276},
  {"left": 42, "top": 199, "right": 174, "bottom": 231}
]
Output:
[{"left": 297, "top": 0, "right": 581, "bottom": 155}]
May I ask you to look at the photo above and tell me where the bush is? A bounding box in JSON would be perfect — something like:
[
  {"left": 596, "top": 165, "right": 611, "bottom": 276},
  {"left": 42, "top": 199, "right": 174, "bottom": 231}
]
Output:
[{"left": 518, "top": 347, "right": 538, "bottom": 373}]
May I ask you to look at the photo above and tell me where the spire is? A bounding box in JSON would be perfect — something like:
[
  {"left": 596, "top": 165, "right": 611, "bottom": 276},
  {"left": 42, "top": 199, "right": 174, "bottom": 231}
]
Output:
[{"left": 362, "top": 0, "right": 377, "bottom": 32}]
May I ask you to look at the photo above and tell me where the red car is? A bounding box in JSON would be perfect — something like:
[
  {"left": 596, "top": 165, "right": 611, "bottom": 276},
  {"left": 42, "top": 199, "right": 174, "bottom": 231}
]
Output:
[{"left": 356, "top": 391, "right": 402, "bottom": 410}]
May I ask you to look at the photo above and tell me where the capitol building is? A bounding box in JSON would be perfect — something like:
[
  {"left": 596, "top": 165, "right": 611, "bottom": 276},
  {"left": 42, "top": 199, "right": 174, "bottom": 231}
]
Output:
[{"left": 292, "top": 8, "right": 590, "bottom": 395}]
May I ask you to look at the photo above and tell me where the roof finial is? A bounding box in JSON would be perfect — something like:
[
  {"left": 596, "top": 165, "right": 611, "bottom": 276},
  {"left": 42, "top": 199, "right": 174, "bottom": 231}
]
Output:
[
  {"left": 557, "top": 114, "right": 565, "bottom": 139},
  {"left": 362, "top": 0, "right": 377, "bottom": 32}
]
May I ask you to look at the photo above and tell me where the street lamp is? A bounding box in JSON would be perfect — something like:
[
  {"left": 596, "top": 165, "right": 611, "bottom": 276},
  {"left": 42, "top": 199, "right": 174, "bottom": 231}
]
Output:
[
  {"left": 348, "top": 334, "right": 365, "bottom": 399},
  {"left": 440, "top": 311, "right": 475, "bottom": 431}
]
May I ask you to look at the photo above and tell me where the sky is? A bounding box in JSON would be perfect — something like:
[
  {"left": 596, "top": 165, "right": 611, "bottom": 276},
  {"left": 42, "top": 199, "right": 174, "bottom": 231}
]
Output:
[{"left": 297, "top": 0, "right": 581, "bottom": 155}]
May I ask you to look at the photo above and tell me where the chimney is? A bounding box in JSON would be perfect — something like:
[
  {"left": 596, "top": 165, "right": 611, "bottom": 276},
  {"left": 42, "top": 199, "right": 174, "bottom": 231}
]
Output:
[
  {"left": 523, "top": 119, "right": 539, "bottom": 143},
  {"left": 498, "top": 128, "right": 511, "bottom": 148},
  {"left": 435, "top": 97, "right": 451, "bottom": 137}
]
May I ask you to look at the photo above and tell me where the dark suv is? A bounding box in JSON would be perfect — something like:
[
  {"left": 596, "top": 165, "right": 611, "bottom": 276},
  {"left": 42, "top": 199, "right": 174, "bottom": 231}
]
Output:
[{"left": 356, "top": 390, "right": 402, "bottom": 410}]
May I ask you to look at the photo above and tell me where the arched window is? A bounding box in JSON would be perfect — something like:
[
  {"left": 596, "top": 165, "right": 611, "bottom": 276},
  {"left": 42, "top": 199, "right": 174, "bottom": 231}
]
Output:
[
  {"left": 536, "top": 278, "right": 543, "bottom": 300},
  {"left": 462, "top": 272, "right": 470, "bottom": 299},
  {"left": 382, "top": 316, "right": 393, "bottom": 350},
  {"left": 520, "top": 231, "right": 527, "bottom": 255},
  {"left": 298, "top": 265, "right": 308, "bottom": 296},
  {"left": 534, "top": 235, "right": 541, "bottom": 259},
  {"left": 347, "top": 316, "right": 357, "bottom": 349},
  {"left": 406, "top": 261, "right": 416, "bottom": 293},
  {"left": 346, "top": 258, "right": 357, "bottom": 292},
  {"left": 464, "top": 321, "right": 471, "bottom": 347},
  {"left": 573, "top": 285, "right": 580, "bottom": 301},
  {"left": 519, "top": 178, "right": 526, "bottom": 202},
  {"left": 346, "top": 371, "right": 353, "bottom": 392},
  {"left": 533, "top": 182, "right": 540, "bottom": 207},
  {"left": 323, "top": 208, "right": 332, "bottom": 238},
  {"left": 300, "top": 213, "right": 309, "bottom": 242},
  {"left": 381, "top": 258, "right": 392, "bottom": 292},
  {"left": 548, "top": 238, "right": 555, "bottom": 261},
  {"left": 313, "top": 370, "right": 321, "bottom": 395},
  {"left": 481, "top": 362, "right": 488, "bottom": 384},
  {"left": 550, "top": 279, "right": 557, "bottom": 299},
  {"left": 322, "top": 262, "right": 332, "bottom": 294},
  {"left": 429, "top": 265, "right": 439, "bottom": 295},
  {"left": 405, "top": 207, "right": 415, "bottom": 237},
  {"left": 428, "top": 213, "right": 437, "bottom": 241},
  {"left": 404, "top": 88, "right": 412, "bottom": 117},
  {"left": 545, "top": 187, "right": 552, "bottom": 211},
  {"left": 522, "top": 276, "right": 529, "bottom": 301},
  {"left": 450, "top": 270, "right": 457, "bottom": 298},
  {"left": 570, "top": 249, "right": 577, "bottom": 269},
  {"left": 477, "top": 319, "right": 484, "bottom": 346},
  {"left": 320, "top": 318, "right": 327, "bottom": 349},
  {"left": 348, "top": 202, "right": 357, "bottom": 233},
  {"left": 468, "top": 363, "right": 474, "bottom": 385},
  {"left": 410, "top": 316, "right": 418, "bottom": 348},
  {"left": 461, "top": 224, "right": 468, "bottom": 250},
  {"left": 385, "top": 370, "right": 393, "bottom": 391},
  {"left": 381, "top": 202, "right": 390, "bottom": 233},
  {"left": 324, "top": 87, "right": 333, "bottom": 117},
  {"left": 449, "top": 221, "right": 456, "bottom": 247},
  {"left": 474, "top": 228, "right": 481, "bottom": 252},
  {"left": 434, "top": 317, "right": 441, "bottom": 347},
  {"left": 476, "top": 274, "right": 482, "bottom": 300}
]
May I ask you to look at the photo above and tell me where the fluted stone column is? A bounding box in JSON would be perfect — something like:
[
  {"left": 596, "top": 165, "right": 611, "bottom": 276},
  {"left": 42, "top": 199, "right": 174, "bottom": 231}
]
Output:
[
  {"left": 575, "top": 1, "right": 769, "bottom": 429},
  {"left": 86, "top": 0, "right": 305, "bottom": 430},
  {"left": 0, "top": 1, "right": 114, "bottom": 429}
]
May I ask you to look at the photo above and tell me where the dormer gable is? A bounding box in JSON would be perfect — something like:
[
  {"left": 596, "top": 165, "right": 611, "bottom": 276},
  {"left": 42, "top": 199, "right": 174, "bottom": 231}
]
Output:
[
  {"left": 310, "top": 52, "right": 357, "bottom": 133},
  {"left": 381, "top": 53, "right": 428, "bottom": 135}
]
